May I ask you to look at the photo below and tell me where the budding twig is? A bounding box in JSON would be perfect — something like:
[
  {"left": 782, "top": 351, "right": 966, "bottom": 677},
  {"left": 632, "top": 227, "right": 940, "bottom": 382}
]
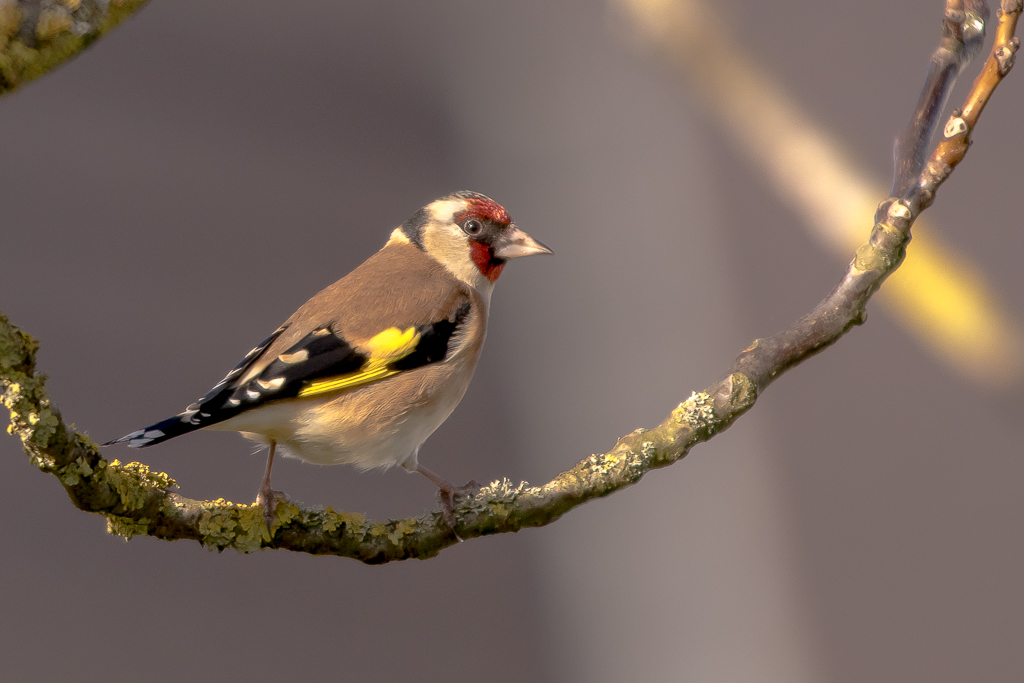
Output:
[{"left": 891, "top": 0, "right": 989, "bottom": 195}]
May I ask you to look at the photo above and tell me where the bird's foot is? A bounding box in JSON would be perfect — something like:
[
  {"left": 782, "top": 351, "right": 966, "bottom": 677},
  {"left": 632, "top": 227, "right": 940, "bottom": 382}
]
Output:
[
  {"left": 437, "top": 480, "right": 481, "bottom": 538},
  {"left": 256, "top": 486, "right": 290, "bottom": 531},
  {"left": 414, "top": 464, "right": 480, "bottom": 539}
]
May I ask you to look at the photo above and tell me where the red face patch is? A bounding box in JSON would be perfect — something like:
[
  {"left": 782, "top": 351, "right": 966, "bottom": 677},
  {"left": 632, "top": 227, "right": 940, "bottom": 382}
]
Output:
[
  {"left": 471, "top": 241, "right": 505, "bottom": 282},
  {"left": 454, "top": 196, "right": 511, "bottom": 226}
]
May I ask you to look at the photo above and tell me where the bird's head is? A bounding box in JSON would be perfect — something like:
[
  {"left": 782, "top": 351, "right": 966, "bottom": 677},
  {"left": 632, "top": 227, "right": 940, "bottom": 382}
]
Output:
[{"left": 396, "top": 191, "right": 551, "bottom": 292}]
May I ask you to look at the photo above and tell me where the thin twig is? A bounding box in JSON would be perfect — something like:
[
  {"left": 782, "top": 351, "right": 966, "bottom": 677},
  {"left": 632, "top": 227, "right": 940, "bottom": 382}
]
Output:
[
  {"left": 614, "top": 0, "right": 1024, "bottom": 387},
  {"left": 736, "top": 0, "right": 1019, "bottom": 394},
  {"left": 1, "top": 1, "right": 1019, "bottom": 563},
  {"left": 891, "top": 0, "right": 988, "bottom": 195}
]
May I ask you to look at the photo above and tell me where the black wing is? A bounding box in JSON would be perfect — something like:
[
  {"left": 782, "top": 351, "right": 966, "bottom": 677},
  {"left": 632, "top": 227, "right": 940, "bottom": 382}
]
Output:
[{"left": 106, "top": 302, "right": 470, "bottom": 448}]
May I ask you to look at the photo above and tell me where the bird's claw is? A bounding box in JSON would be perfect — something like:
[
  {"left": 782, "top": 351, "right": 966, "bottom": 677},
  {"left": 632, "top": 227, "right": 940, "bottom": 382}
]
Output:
[
  {"left": 256, "top": 487, "right": 290, "bottom": 531},
  {"left": 438, "top": 480, "right": 482, "bottom": 540}
]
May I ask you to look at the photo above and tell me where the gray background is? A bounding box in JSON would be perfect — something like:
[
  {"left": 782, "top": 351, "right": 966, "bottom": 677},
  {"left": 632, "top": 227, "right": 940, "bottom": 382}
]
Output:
[{"left": 1, "top": 1, "right": 1021, "bottom": 681}]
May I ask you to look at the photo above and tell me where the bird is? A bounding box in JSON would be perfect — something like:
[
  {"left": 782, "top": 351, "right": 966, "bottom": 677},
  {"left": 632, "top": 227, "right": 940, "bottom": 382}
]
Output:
[{"left": 105, "top": 191, "right": 551, "bottom": 528}]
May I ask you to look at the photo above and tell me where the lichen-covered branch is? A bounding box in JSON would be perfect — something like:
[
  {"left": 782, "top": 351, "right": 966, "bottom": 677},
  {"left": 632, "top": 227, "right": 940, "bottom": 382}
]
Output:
[
  {"left": 1, "top": 1, "right": 1019, "bottom": 563},
  {"left": 0, "top": 0, "right": 149, "bottom": 95},
  {"left": 1, "top": 310, "right": 755, "bottom": 561}
]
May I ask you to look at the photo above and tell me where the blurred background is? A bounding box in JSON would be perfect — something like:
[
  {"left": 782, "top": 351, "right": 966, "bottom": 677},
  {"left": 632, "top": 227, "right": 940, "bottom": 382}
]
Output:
[{"left": 1, "top": 0, "right": 1022, "bottom": 680}]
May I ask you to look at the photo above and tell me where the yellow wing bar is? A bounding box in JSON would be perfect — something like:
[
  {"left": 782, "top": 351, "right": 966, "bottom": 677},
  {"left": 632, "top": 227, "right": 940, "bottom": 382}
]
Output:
[{"left": 297, "top": 326, "right": 420, "bottom": 398}]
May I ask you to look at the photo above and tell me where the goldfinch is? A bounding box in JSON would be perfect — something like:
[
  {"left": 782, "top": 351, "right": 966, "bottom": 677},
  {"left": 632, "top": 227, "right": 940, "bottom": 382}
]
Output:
[{"left": 106, "top": 191, "right": 550, "bottom": 526}]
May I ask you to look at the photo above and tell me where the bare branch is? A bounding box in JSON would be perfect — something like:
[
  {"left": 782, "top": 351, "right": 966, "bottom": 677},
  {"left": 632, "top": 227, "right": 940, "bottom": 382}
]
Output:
[
  {"left": 916, "top": 0, "right": 1023, "bottom": 202},
  {"left": 614, "top": 0, "right": 1023, "bottom": 388},
  {"left": 737, "top": 0, "right": 1020, "bottom": 394},
  {"left": 891, "top": 0, "right": 989, "bottom": 195},
  {"left": 1, "top": 1, "right": 1019, "bottom": 562}
]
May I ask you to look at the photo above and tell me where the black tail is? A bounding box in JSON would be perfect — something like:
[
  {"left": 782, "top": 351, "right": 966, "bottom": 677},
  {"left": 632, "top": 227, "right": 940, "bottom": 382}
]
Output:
[
  {"left": 103, "top": 413, "right": 206, "bottom": 448},
  {"left": 103, "top": 325, "right": 291, "bottom": 449}
]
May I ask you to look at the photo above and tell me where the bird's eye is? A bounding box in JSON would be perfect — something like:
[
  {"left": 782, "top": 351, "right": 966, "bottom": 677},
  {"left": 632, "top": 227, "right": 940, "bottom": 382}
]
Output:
[{"left": 463, "top": 219, "right": 483, "bottom": 235}]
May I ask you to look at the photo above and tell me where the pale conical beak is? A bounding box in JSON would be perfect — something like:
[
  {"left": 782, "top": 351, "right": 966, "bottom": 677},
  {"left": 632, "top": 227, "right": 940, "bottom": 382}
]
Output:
[{"left": 493, "top": 226, "right": 553, "bottom": 259}]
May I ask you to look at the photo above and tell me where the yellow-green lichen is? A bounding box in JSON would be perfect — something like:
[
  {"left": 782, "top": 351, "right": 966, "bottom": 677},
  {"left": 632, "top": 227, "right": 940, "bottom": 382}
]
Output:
[
  {"left": 0, "top": 0, "right": 150, "bottom": 95},
  {"left": 116, "top": 459, "right": 176, "bottom": 489},
  {"left": 479, "top": 478, "right": 530, "bottom": 500},
  {"left": 196, "top": 500, "right": 269, "bottom": 552},
  {"left": 1, "top": 381, "right": 23, "bottom": 431},
  {"left": 106, "top": 514, "right": 150, "bottom": 540},
  {"left": 36, "top": 8, "right": 73, "bottom": 41},
  {"left": 388, "top": 519, "right": 416, "bottom": 545},
  {"left": 724, "top": 372, "right": 756, "bottom": 412},
  {"left": 1, "top": 368, "right": 64, "bottom": 470},
  {"left": 58, "top": 456, "right": 93, "bottom": 486},
  {"left": 486, "top": 500, "right": 512, "bottom": 520},
  {"left": 854, "top": 242, "right": 892, "bottom": 273},
  {"left": 321, "top": 508, "right": 366, "bottom": 534},
  {"left": 28, "top": 449, "right": 56, "bottom": 470},
  {"left": 0, "top": 3, "right": 20, "bottom": 43},
  {"left": 674, "top": 391, "right": 716, "bottom": 429},
  {"left": 597, "top": 452, "right": 622, "bottom": 474},
  {"left": 27, "top": 407, "right": 59, "bottom": 447},
  {"left": 1, "top": 379, "right": 21, "bottom": 402},
  {"left": 454, "top": 478, "right": 529, "bottom": 520},
  {"left": 270, "top": 499, "right": 299, "bottom": 531},
  {"left": 106, "top": 459, "right": 176, "bottom": 511}
]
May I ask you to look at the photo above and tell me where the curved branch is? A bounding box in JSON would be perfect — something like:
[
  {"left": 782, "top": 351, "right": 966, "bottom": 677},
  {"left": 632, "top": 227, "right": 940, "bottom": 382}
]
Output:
[
  {"left": 1, "top": 1, "right": 1019, "bottom": 563},
  {"left": 736, "top": 0, "right": 1019, "bottom": 391},
  {"left": 616, "top": 0, "right": 1024, "bottom": 388},
  {"left": 0, "top": 0, "right": 149, "bottom": 96}
]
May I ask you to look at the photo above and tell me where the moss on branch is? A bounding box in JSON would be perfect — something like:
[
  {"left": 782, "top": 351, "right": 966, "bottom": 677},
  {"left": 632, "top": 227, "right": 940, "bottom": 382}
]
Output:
[
  {"left": 0, "top": 0, "right": 149, "bottom": 96},
  {"left": 1, "top": 309, "right": 758, "bottom": 561},
  {"left": 1, "top": 1, "right": 1018, "bottom": 563}
]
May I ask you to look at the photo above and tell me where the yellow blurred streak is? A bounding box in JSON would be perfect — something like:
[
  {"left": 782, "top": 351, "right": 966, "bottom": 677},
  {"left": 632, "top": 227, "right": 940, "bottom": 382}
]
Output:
[{"left": 612, "top": 0, "right": 1023, "bottom": 386}]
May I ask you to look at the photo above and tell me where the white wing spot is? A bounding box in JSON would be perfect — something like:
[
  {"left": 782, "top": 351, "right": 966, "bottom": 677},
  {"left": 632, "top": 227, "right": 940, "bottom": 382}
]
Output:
[
  {"left": 278, "top": 349, "right": 309, "bottom": 364},
  {"left": 143, "top": 430, "right": 165, "bottom": 439},
  {"left": 226, "top": 397, "right": 241, "bottom": 407},
  {"left": 245, "top": 389, "right": 261, "bottom": 401},
  {"left": 258, "top": 377, "right": 286, "bottom": 391}
]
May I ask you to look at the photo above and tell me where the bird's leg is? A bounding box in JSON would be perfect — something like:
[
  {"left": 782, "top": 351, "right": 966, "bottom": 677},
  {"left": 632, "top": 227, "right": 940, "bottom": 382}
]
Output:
[
  {"left": 414, "top": 463, "right": 479, "bottom": 531},
  {"left": 255, "top": 440, "right": 288, "bottom": 529}
]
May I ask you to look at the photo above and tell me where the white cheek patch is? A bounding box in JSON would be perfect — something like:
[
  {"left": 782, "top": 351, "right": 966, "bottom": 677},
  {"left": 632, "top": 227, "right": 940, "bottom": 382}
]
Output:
[{"left": 423, "top": 221, "right": 492, "bottom": 293}]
